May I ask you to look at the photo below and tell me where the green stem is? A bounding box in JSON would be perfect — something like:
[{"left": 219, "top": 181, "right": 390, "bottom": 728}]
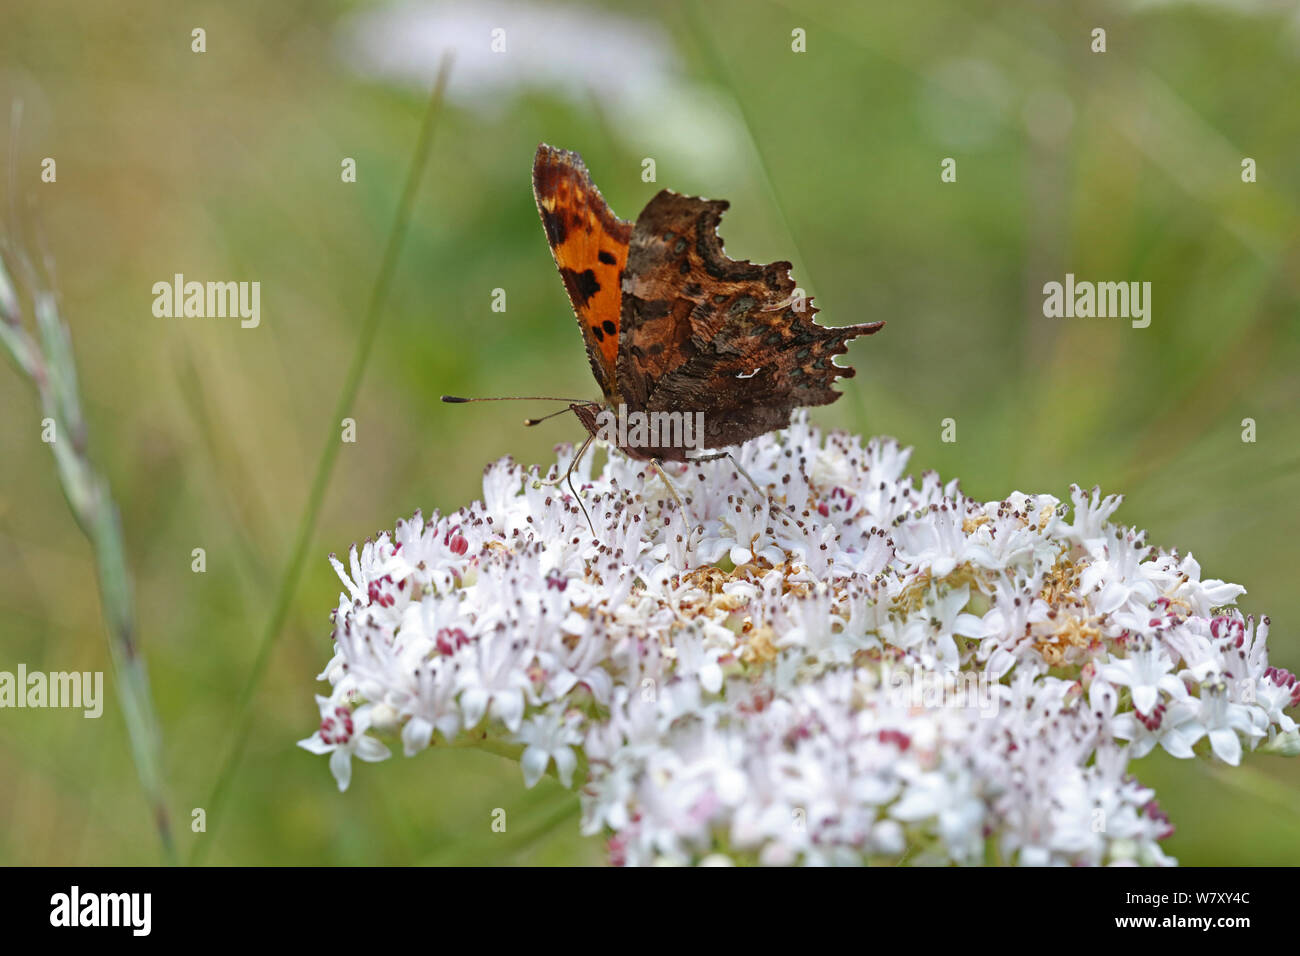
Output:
[
  {"left": 676, "top": 1, "right": 817, "bottom": 293},
  {"left": 190, "top": 57, "right": 454, "bottom": 865},
  {"left": 419, "top": 739, "right": 586, "bottom": 864},
  {"left": 446, "top": 730, "right": 590, "bottom": 788}
]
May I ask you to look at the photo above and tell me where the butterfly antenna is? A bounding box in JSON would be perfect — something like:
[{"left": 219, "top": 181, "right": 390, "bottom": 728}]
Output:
[
  {"left": 524, "top": 406, "right": 578, "bottom": 426},
  {"left": 441, "top": 395, "right": 590, "bottom": 404}
]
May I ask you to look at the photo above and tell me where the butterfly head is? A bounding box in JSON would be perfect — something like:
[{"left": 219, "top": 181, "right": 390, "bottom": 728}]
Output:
[{"left": 569, "top": 401, "right": 604, "bottom": 441}]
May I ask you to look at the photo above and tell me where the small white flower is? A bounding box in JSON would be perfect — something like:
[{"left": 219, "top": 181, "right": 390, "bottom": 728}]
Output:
[
  {"left": 515, "top": 711, "right": 583, "bottom": 788},
  {"left": 1192, "top": 688, "right": 1259, "bottom": 766},
  {"left": 298, "top": 695, "right": 391, "bottom": 792},
  {"left": 1101, "top": 643, "right": 1187, "bottom": 715}
]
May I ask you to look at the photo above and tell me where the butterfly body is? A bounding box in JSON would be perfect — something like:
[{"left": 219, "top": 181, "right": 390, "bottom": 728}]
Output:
[
  {"left": 532, "top": 143, "right": 884, "bottom": 460},
  {"left": 567, "top": 401, "right": 698, "bottom": 463}
]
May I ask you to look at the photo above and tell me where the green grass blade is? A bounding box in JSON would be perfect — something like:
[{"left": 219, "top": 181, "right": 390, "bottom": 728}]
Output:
[{"left": 191, "top": 56, "right": 455, "bottom": 865}]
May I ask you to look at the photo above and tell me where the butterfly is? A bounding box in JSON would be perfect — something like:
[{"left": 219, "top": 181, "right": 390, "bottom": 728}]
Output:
[{"left": 446, "top": 144, "right": 884, "bottom": 519}]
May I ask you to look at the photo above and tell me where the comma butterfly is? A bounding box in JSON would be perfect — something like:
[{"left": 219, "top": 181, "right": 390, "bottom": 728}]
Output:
[{"left": 445, "top": 144, "right": 884, "bottom": 520}]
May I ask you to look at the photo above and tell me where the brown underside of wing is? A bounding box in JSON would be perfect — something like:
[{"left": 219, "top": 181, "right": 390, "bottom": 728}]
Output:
[{"left": 617, "top": 189, "right": 884, "bottom": 449}]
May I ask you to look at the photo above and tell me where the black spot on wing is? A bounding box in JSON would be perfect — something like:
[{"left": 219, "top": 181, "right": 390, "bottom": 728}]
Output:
[
  {"left": 598, "top": 250, "right": 616, "bottom": 265},
  {"left": 540, "top": 207, "right": 567, "bottom": 246},
  {"left": 561, "top": 268, "right": 601, "bottom": 306}
]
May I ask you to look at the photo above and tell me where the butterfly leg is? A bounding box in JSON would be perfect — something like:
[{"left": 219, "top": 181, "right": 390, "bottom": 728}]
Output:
[
  {"left": 649, "top": 458, "right": 688, "bottom": 518},
  {"left": 686, "top": 451, "right": 783, "bottom": 522},
  {"left": 533, "top": 434, "right": 597, "bottom": 536},
  {"left": 536, "top": 433, "right": 594, "bottom": 488}
]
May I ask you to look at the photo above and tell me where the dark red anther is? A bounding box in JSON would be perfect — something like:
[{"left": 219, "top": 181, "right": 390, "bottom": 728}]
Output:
[{"left": 435, "top": 627, "right": 470, "bottom": 655}]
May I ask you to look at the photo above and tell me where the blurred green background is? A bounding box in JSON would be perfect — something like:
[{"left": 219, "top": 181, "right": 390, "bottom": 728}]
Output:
[{"left": 1, "top": 0, "right": 1297, "bottom": 865}]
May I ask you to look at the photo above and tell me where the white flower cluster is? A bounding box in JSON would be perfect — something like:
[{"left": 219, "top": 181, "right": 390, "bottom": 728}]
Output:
[{"left": 301, "top": 418, "right": 1298, "bottom": 865}]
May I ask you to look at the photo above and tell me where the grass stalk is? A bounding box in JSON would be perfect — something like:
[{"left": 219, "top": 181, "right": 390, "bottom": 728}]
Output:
[
  {"left": 190, "top": 56, "right": 454, "bottom": 865},
  {"left": 0, "top": 250, "right": 176, "bottom": 863}
]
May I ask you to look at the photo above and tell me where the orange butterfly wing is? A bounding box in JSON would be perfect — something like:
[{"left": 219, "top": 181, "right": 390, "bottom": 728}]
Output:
[{"left": 532, "top": 144, "right": 631, "bottom": 400}]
